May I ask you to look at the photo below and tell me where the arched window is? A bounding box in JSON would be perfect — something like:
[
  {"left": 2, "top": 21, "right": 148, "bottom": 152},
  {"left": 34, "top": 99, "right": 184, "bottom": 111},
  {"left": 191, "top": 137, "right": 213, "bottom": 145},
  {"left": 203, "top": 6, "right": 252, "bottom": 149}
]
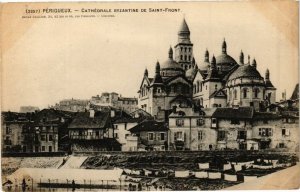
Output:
[
  {"left": 234, "top": 89, "right": 237, "bottom": 99},
  {"left": 180, "top": 55, "right": 183, "bottom": 60},
  {"left": 188, "top": 56, "right": 191, "bottom": 61},
  {"left": 185, "top": 65, "right": 188, "bottom": 70},
  {"left": 180, "top": 47, "right": 183, "bottom": 51},
  {"left": 184, "top": 55, "right": 187, "bottom": 61},
  {"left": 184, "top": 47, "right": 187, "bottom": 52},
  {"left": 243, "top": 88, "right": 248, "bottom": 98},
  {"left": 197, "top": 81, "right": 200, "bottom": 93},
  {"left": 254, "top": 88, "right": 259, "bottom": 98}
]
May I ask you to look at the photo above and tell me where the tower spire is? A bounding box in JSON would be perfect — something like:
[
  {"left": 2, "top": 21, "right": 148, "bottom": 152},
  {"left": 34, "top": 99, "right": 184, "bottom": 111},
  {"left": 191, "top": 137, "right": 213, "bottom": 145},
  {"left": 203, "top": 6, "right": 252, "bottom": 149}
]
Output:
[
  {"left": 222, "top": 38, "right": 227, "bottom": 54},
  {"left": 239, "top": 50, "right": 244, "bottom": 64},
  {"left": 168, "top": 46, "right": 173, "bottom": 59},
  {"left": 144, "top": 68, "right": 148, "bottom": 77},
  {"left": 211, "top": 55, "right": 216, "bottom": 70},
  {"left": 265, "top": 68, "right": 270, "bottom": 80},
  {"left": 205, "top": 49, "right": 209, "bottom": 62},
  {"left": 252, "top": 58, "right": 257, "bottom": 68}
]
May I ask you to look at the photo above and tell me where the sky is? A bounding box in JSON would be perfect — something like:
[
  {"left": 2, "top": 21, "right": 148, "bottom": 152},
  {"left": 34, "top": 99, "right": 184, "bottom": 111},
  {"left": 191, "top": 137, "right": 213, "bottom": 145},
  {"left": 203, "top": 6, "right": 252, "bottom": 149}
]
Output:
[{"left": 1, "top": 1, "right": 298, "bottom": 112}]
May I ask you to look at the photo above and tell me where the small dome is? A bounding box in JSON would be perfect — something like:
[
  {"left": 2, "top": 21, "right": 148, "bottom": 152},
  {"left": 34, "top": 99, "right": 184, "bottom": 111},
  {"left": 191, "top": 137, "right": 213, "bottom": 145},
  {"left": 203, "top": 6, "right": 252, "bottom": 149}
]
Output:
[
  {"left": 161, "top": 58, "right": 182, "bottom": 70},
  {"left": 216, "top": 53, "right": 237, "bottom": 66},
  {"left": 199, "top": 61, "right": 210, "bottom": 72},
  {"left": 228, "top": 64, "right": 263, "bottom": 81}
]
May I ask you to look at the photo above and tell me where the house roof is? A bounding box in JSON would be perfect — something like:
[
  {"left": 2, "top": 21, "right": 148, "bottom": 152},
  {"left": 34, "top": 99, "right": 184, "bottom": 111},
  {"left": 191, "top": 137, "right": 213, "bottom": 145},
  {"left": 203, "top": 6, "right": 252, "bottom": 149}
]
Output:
[
  {"left": 253, "top": 112, "right": 281, "bottom": 120},
  {"left": 212, "top": 107, "right": 254, "bottom": 119},
  {"left": 68, "top": 111, "right": 111, "bottom": 129},
  {"left": 209, "top": 89, "right": 227, "bottom": 98},
  {"left": 129, "top": 120, "right": 168, "bottom": 133}
]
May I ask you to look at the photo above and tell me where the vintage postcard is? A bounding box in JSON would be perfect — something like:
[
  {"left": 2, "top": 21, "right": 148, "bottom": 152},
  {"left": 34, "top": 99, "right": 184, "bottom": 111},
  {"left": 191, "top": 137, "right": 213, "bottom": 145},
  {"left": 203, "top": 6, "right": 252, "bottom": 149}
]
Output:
[{"left": 1, "top": 1, "right": 299, "bottom": 191}]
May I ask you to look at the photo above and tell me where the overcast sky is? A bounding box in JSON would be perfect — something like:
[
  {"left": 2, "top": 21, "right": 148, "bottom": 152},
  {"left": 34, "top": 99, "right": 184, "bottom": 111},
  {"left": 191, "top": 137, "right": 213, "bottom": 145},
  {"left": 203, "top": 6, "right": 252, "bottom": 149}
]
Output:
[{"left": 2, "top": 1, "right": 298, "bottom": 112}]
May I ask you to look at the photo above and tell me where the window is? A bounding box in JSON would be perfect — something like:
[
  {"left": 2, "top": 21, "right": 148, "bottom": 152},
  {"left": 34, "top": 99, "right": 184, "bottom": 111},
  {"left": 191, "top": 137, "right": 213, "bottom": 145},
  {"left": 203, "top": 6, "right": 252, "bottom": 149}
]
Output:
[
  {"left": 114, "top": 125, "right": 118, "bottom": 129},
  {"left": 176, "top": 119, "right": 184, "bottom": 127},
  {"left": 6, "top": 126, "right": 11, "bottom": 134},
  {"left": 41, "top": 146, "right": 45, "bottom": 152},
  {"left": 96, "top": 131, "right": 99, "bottom": 136},
  {"left": 41, "top": 135, "right": 46, "bottom": 141},
  {"left": 243, "top": 88, "right": 248, "bottom": 98},
  {"left": 188, "top": 56, "right": 191, "bottom": 61},
  {"left": 174, "top": 132, "right": 183, "bottom": 141},
  {"left": 49, "top": 135, "right": 53, "bottom": 141},
  {"left": 217, "top": 131, "right": 226, "bottom": 141},
  {"left": 180, "top": 55, "right": 183, "bottom": 60},
  {"left": 125, "top": 123, "right": 127, "bottom": 130},
  {"left": 254, "top": 88, "right": 259, "bottom": 98},
  {"left": 197, "top": 81, "right": 199, "bottom": 93},
  {"left": 215, "top": 84, "right": 217, "bottom": 90},
  {"left": 184, "top": 47, "right": 187, "bottom": 52},
  {"left": 148, "top": 133, "right": 154, "bottom": 141},
  {"left": 157, "top": 88, "right": 161, "bottom": 93},
  {"left": 258, "top": 128, "right": 272, "bottom": 136},
  {"left": 79, "top": 131, "right": 83, "bottom": 136},
  {"left": 282, "top": 129, "right": 290, "bottom": 136},
  {"left": 234, "top": 89, "right": 237, "bottom": 99},
  {"left": 231, "top": 119, "right": 240, "bottom": 125},
  {"left": 211, "top": 118, "right": 217, "bottom": 125},
  {"left": 114, "top": 133, "right": 119, "bottom": 139},
  {"left": 160, "top": 133, "right": 165, "bottom": 141},
  {"left": 49, "top": 146, "right": 52, "bottom": 152},
  {"left": 279, "top": 143, "right": 285, "bottom": 148},
  {"left": 198, "top": 131, "right": 204, "bottom": 140},
  {"left": 237, "top": 131, "right": 247, "bottom": 140},
  {"left": 184, "top": 55, "right": 187, "bottom": 61},
  {"left": 196, "top": 118, "right": 205, "bottom": 126}
]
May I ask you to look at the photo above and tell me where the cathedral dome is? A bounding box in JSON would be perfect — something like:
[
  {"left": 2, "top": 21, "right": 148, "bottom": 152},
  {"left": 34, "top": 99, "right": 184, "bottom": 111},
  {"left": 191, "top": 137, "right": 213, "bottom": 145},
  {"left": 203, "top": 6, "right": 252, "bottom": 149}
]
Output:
[
  {"left": 228, "top": 64, "right": 263, "bottom": 81},
  {"left": 161, "top": 58, "right": 182, "bottom": 70},
  {"left": 186, "top": 66, "right": 197, "bottom": 80},
  {"left": 160, "top": 47, "right": 185, "bottom": 78},
  {"left": 199, "top": 61, "right": 210, "bottom": 72},
  {"left": 215, "top": 54, "right": 237, "bottom": 66}
]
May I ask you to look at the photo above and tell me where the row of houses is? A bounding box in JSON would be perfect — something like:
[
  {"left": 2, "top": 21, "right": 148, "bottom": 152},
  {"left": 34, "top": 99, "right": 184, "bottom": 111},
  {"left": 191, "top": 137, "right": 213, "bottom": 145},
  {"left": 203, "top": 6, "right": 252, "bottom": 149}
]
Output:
[{"left": 2, "top": 98, "right": 298, "bottom": 153}]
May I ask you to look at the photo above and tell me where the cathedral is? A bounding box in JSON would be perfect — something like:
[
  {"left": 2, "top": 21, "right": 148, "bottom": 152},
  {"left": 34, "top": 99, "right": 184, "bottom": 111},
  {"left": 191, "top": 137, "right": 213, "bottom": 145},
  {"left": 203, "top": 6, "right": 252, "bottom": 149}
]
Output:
[{"left": 138, "top": 19, "right": 276, "bottom": 120}]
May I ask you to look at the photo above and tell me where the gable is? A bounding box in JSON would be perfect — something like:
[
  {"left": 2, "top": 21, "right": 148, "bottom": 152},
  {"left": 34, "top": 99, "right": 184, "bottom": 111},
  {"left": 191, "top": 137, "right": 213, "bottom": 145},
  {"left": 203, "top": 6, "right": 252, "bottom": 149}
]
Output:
[
  {"left": 193, "top": 70, "right": 204, "bottom": 84},
  {"left": 139, "top": 76, "right": 151, "bottom": 89},
  {"left": 166, "top": 76, "right": 191, "bottom": 86}
]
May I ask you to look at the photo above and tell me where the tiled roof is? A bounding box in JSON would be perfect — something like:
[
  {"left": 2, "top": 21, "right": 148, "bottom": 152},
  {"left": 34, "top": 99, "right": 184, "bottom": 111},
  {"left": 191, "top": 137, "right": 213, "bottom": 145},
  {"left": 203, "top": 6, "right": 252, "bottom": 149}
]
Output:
[
  {"left": 68, "top": 111, "right": 111, "bottom": 129},
  {"left": 253, "top": 112, "right": 281, "bottom": 120},
  {"left": 212, "top": 107, "right": 254, "bottom": 119},
  {"left": 129, "top": 120, "right": 168, "bottom": 133}
]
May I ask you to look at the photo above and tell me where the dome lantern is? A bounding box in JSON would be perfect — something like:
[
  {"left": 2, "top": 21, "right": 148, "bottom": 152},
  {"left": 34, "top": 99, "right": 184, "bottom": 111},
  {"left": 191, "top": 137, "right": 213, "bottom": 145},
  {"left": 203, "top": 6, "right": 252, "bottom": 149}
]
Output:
[
  {"left": 239, "top": 50, "right": 244, "bottom": 64},
  {"left": 168, "top": 47, "right": 173, "bottom": 59}
]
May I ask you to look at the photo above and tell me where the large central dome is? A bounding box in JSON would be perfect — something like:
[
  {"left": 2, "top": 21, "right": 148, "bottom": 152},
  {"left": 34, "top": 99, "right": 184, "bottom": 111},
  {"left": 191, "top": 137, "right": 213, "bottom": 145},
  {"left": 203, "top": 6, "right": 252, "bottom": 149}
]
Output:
[{"left": 215, "top": 39, "right": 237, "bottom": 72}]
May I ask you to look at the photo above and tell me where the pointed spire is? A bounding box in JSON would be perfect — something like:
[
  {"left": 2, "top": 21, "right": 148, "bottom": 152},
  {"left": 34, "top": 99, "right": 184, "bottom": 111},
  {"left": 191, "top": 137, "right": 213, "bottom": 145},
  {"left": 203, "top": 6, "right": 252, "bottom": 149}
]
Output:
[
  {"left": 178, "top": 18, "right": 190, "bottom": 35},
  {"left": 144, "top": 68, "right": 148, "bottom": 77},
  {"left": 155, "top": 61, "right": 160, "bottom": 74},
  {"left": 248, "top": 55, "right": 250, "bottom": 64},
  {"left": 168, "top": 46, "right": 173, "bottom": 59},
  {"left": 205, "top": 49, "right": 209, "bottom": 62},
  {"left": 211, "top": 55, "right": 217, "bottom": 70},
  {"left": 252, "top": 58, "right": 257, "bottom": 68},
  {"left": 239, "top": 50, "right": 244, "bottom": 64},
  {"left": 265, "top": 68, "right": 270, "bottom": 80},
  {"left": 222, "top": 38, "right": 227, "bottom": 54}
]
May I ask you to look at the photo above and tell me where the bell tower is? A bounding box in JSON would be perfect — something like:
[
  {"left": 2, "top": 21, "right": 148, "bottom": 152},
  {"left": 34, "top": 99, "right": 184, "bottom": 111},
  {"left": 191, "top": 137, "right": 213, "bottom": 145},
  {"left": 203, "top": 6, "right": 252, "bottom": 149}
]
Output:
[{"left": 174, "top": 18, "right": 194, "bottom": 71}]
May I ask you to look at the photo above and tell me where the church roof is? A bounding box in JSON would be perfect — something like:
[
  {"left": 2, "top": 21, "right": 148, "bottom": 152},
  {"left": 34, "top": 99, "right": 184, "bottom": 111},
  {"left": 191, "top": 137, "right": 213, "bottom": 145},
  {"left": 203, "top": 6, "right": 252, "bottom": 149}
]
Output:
[
  {"left": 228, "top": 64, "right": 263, "bottom": 81},
  {"left": 216, "top": 53, "right": 237, "bottom": 66},
  {"left": 178, "top": 18, "right": 190, "bottom": 35}
]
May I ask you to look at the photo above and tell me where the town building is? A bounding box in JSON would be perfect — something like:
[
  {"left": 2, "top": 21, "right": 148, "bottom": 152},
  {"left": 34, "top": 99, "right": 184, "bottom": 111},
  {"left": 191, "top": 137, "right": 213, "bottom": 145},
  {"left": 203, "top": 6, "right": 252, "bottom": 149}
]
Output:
[
  {"left": 68, "top": 109, "right": 121, "bottom": 151},
  {"left": 129, "top": 120, "right": 168, "bottom": 151},
  {"left": 91, "top": 92, "right": 138, "bottom": 113},
  {"left": 21, "top": 109, "right": 71, "bottom": 152},
  {"left": 168, "top": 105, "right": 299, "bottom": 151},
  {"left": 54, "top": 98, "right": 89, "bottom": 112},
  {"left": 1, "top": 112, "right": 33, "bottom": 152},
  {"left": 19, "top": 106, "right": 40, "bottom": 113}
]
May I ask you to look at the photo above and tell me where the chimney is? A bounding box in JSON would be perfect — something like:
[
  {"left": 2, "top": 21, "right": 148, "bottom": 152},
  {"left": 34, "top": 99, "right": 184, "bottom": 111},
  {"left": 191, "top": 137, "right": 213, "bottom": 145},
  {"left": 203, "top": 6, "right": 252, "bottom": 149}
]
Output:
[{"left": 89, "top": 109, "right": 95, "bottom": 118}]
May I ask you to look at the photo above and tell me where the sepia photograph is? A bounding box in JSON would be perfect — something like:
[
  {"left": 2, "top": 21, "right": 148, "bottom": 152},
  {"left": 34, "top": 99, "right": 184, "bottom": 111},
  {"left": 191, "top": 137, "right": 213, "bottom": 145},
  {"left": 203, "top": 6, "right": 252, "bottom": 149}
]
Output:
[{"left": 1, "top": 1, "right": 299, "bottom": 191}]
